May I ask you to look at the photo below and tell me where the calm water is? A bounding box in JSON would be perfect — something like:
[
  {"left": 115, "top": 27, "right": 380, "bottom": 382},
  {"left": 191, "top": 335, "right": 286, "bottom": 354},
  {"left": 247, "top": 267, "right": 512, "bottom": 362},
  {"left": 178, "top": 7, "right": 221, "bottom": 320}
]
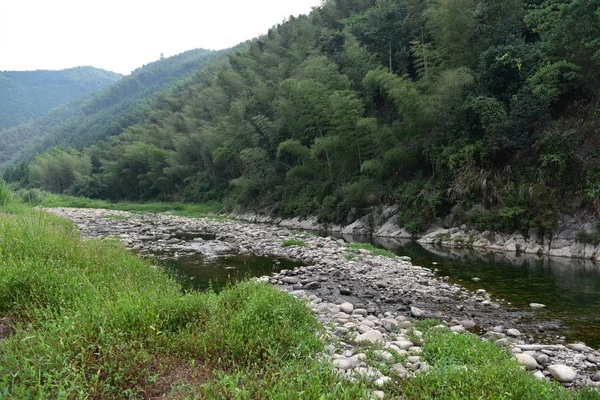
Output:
[
  {"left": 161, "top": 253, "right": 304, "bottom": 292},
  {"left": 344, "top": 235, "right": 600, "bottom": 348}
]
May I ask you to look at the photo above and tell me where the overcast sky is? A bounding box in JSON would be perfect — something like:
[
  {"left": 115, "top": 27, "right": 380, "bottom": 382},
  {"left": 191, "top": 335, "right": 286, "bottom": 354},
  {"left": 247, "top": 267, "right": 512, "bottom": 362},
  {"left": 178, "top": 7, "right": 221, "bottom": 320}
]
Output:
[{"left": 0, "top": 0, "right": 323, "bottom": 75}]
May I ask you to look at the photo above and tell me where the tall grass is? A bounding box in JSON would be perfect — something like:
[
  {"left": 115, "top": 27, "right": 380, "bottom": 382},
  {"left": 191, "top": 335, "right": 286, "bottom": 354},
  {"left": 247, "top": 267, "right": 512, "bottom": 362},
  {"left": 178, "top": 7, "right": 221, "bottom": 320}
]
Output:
[
  {"left": 0, "top": 208, "right": 367, "bottom": 398},
  {"left": 0, "top": 180, "right": 13, "bottom": 206}
]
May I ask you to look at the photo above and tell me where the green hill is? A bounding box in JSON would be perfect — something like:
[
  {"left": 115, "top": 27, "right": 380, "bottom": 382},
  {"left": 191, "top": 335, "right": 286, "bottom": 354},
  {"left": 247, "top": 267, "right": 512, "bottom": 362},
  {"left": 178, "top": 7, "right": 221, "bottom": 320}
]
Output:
[
  {"left": 0, "top": 48, "right": 219, "bottom": 168},
  {"left": 5, "top": 0, "right": 600, "bottom": 236},
  {"left": 0, "top": 66, "right": 122, "bottom": 130}
]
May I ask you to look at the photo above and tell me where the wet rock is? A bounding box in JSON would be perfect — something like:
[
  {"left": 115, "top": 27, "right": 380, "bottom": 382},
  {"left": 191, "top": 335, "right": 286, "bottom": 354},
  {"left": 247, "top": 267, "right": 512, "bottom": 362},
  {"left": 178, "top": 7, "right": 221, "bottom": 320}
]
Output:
[
  {"left": 304, "top": 281, "right": 321, "bottom": 290},
  {"left": 529, "top": 303, "right": 546, "bottom": 309}
]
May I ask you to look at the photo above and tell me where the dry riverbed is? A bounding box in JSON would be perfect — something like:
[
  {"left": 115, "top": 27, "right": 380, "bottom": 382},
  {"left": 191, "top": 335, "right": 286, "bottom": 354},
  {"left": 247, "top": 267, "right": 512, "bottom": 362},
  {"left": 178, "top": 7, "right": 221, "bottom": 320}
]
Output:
[{"left": 46, "top": 207, "right": 600, "bottom": 394}]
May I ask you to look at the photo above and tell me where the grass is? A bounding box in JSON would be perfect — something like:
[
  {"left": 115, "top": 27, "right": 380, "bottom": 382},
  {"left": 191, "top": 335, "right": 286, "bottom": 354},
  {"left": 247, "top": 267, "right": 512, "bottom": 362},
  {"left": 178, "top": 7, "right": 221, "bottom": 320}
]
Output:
[
  {"left": 281, "top": 239, "right": 308, "bottom": 247},
  {"left": 0, "top": 201, "right": 368, "bottom": 398},
  {"left": 344, "top": 242, "right": 397, "bottom": 258},
  {"left": 38, "top": 193, "right": 221, "bottom": 218},
  {"left": 386, "top": 321, "right": 600, "bottom": 400}
]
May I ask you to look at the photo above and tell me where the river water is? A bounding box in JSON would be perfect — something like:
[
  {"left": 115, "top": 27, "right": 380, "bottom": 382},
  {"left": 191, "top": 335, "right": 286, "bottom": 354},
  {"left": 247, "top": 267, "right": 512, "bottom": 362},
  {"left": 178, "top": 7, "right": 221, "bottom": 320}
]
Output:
[{"left": 155, "top": 229, "right": 600, "bottom": 348}]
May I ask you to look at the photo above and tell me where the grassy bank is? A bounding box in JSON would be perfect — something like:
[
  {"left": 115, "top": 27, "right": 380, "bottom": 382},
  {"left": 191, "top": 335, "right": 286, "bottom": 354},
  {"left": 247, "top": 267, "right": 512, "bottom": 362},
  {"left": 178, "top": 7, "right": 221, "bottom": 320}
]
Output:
[
  {"left": 0, "top": 201, "right": 366, "bottom": 398},
  {"left": 30, "top": 192, "right": 222, "bottom": 218}
]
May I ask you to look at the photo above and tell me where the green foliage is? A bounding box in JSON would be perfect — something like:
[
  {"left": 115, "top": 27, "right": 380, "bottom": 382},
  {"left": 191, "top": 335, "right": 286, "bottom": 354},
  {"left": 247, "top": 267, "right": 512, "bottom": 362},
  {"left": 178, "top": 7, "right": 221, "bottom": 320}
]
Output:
[
  {"left": 0, "top": 67, "right": 121, "bottom": 131},
  {"left": 281, "top": 239, "right": 308, "bottom": 248},
  {"left": 4, "top": 0, "right": 600, "bottom": 236},
  {"left": 0, "top": 181, "right": 13, "bottom": 206},
  {"left": 344, "top": 242, "right": 396, "bottom": 258},
  {"left": 394, "top": 328, "right": 579, "bottom": 399},
  {"left": 0, "top": 208, "right": 367, "bottom": 398}
]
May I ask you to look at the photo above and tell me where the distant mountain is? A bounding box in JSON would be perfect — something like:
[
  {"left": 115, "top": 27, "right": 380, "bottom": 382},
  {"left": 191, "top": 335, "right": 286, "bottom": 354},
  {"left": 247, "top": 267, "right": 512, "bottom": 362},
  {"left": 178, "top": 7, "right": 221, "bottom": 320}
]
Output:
[
  {"left": 0, "top": 48, "right": 219, "bottom": 168},
  {"left": 0, "top": 66, "right": 122, "bottom": 130}
]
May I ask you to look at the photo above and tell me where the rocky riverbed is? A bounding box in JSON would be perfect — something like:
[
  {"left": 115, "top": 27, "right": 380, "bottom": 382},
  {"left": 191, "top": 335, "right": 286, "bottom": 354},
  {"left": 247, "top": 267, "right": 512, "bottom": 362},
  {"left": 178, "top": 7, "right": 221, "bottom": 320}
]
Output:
[{"left": 46, "top": 207, "right": 600, "bottom": 393}]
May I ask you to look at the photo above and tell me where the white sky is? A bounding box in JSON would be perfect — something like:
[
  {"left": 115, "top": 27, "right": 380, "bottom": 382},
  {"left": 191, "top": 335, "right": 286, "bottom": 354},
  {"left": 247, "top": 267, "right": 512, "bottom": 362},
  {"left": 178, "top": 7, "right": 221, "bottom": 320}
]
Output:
[{"left": 0, "top": 0, "right": 323, "bottom": 75}]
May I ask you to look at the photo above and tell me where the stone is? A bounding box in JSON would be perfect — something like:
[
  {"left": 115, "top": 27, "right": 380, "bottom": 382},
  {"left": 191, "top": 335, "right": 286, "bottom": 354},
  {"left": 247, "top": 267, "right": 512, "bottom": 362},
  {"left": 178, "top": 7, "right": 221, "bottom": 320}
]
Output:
[
  {"left": 393, "top": 340, "right": 414, "bottom": 350},
  {"left": 340, "top": 287, "right": 352, "bottom": 295},
  {"left": 355, "top": 330, "right": 384, "bottom": 344},
  {"left": 282, "top": 276, "right": 300, "bottom": 284},
  {"left": 373, "top": 350, "right": 395, "bottom": 364},
  {"left": 303, "top": 281, "right": 320, "bottom": 290},
  {"left": 392, "top": 363, "right": 410, "bottom": 377},
  {"left": 334, "top": 327, "right": 349, "bottom": 337},
  {"left": 566, "top": 343, "right": 590, "bottom": 353},
  {"left": 339, "top": 302, "right": 354, "bottom": 314},
  {"left": 547, "top": 364, "right": 577, "bottom": 382},
  {"left": 372, "top": 390, "right": 385, "bottom": 400},
  {"left": 458, "top": 319, "right": 476, "bottom": 329},
  {"left": 450, "top": 325, "right": 465, "bottom": 333},
  {"left": 332, "top": 358, "right": 357, "bottom": 371},
  {"left": 495, "top": 338, "right": 509, "bottom": 347},
  {"left": 353, "top": 308, "right": 368, "bottom": 317},
  {"left": 375, "top": 376, "right": 391, "bottom": 387},
  {"left": 592, "top": 371, "right": 600, "bottom": 382},
  {"left": 411, "top": 307, "right": 426, "bottom": 318},
  {"left": 382, "top": 319, "right": 398, "bottom": 332},
  {"left": 529, "top": 303, "right": 546, "bottom": 309},
  {"left": 533, "top": 371, "right": 546, "bottom": 380},
  {"left": 515, "top": 354, "right": 539, "bottom": 370},
  {"left": 506, "top": 328, "right": 521, "bottom": 337}
]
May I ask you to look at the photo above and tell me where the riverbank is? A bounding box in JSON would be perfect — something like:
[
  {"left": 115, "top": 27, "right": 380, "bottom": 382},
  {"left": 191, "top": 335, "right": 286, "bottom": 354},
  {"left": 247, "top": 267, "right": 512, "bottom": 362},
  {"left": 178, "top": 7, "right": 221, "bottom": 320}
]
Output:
[
  {"left": 45, "top": 207, "right": 600, "bottom": 395},
  {"left": 235, "top": 207, "right": 600, "bottom": 262}
]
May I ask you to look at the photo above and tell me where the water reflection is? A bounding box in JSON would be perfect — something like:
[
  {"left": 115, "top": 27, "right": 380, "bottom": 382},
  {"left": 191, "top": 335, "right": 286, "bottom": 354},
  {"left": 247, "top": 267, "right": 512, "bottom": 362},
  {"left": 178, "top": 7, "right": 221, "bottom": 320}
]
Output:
[{"left": 342, "top": 234, "right": 600, "bottom": 347}]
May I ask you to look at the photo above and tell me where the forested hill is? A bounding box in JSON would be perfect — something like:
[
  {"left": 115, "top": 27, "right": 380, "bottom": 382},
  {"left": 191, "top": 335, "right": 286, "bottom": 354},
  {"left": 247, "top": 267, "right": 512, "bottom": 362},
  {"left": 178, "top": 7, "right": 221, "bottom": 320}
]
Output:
[
  {"left": 5, "top": 0, "right": 600, "bottom": 236},
  {"left": 0, "top": 66, "right": 122, "bottom": 130},
  {"left": 0, "top": 48, "right": 219, "bottom": 169}
]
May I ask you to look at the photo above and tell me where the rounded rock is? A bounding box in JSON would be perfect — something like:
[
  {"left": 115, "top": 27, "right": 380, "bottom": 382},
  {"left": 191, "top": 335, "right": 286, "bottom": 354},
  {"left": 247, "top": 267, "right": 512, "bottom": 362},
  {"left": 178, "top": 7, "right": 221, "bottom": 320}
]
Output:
[
  {"left": 515, "top": 353, "right": 539, "bottom": 370},
  {"left": 547, "top": 364, "right": 577, "bottom": 383}
]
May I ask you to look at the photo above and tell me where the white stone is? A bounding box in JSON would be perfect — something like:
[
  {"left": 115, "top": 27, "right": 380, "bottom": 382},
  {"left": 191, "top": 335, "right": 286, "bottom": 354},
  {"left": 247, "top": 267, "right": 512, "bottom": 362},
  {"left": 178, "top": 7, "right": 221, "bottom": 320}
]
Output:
[
  {"left": 529, "top": 303, "right": 546, "bottom": 309},
  {"left": 515, "top": 353, "right": 539, "bottom": 370},
  {"left": 506, "top": 328, "right": 521, "bottom": 337},
  {"left": 547, "top": 364, "right": 577, "bottom": 382},
  {"left": 339, "top": 302, "right": 354, "bottom": 314},
  {"left": 355, "top": 330, "right": 384, "bottom": 344},
  {"left": 332, "top": 358, "right": 358, "bottom": 371}
]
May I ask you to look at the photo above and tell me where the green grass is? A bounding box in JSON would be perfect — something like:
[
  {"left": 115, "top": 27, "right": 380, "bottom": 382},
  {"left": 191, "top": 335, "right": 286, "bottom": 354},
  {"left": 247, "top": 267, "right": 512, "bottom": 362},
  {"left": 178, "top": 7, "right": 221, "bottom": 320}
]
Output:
[
  {"left": 344, "top": 242, "right": 396, "bottom": 258},
  {"left": 387, "top": 323, "right": 600, "bottom": 400},
  {"left": 281, "top": 239, "right": 308, "bottom": 248},
  {"left": 38, "top": 193, "right": 221, "bottom": 218},
  {"left": 0, "top": 204, "right": 368, "bottom": 398}
]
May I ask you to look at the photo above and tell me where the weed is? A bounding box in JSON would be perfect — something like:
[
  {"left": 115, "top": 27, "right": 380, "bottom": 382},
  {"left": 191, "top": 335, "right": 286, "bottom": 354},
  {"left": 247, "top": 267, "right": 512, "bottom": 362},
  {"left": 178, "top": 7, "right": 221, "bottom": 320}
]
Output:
[
  {"left": 344, "top": 242, "right": 396, "bottom": 258},
  {"left": 281, "top": 239, "right": 308, "bottom": 247}
]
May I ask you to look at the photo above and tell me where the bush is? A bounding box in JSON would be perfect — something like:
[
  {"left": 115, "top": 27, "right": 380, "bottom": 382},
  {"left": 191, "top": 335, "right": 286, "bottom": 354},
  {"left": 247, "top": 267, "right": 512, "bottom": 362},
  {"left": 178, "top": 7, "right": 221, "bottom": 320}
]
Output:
[
  {"left": 281, "top": 239, "right": 308, "bottom": 247},
  {"left": 0, "top": 181, "right": 13, "bottom": 206}
]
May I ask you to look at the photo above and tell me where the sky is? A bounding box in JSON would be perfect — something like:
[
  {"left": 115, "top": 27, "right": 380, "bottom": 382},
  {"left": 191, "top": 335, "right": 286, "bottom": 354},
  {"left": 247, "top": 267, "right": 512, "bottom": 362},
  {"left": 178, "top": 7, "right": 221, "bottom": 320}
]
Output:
[{"left": 0, "top": 0, "right": 323, "bottom": 75}]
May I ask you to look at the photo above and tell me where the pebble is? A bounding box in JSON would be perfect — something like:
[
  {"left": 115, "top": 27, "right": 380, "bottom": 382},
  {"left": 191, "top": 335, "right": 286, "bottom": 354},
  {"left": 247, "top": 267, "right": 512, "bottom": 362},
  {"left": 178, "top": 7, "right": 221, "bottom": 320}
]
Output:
[
  {"left": 410, "top": 307, "right": 425, "bottom": 318},
  {"left": 507, "top": 328, "right": 521, "bottom": 337}
]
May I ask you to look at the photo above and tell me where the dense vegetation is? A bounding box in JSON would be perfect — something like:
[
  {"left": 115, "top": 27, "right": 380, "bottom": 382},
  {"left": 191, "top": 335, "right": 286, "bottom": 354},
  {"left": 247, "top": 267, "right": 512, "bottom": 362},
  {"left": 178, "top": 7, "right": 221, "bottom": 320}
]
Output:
[
  {"left": 4, "top": 0, "right": 600, "bottom": 236},
  {"left": 0, "top": 67, "right": 121, "bottom": 130},
  {"left": 1, "top": 187, "right": 598, "bottom": 398},
  {"left": 0, "top": 49, "right": 220, "bottom": 169}
]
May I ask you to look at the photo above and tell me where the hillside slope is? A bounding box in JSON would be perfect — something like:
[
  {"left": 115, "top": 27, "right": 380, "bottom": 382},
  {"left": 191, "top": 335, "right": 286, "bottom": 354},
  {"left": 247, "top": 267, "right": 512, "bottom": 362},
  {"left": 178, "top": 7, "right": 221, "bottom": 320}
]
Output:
[
  {"left": 6, "top": 0, "right": 600, "bottom": 237},
  {"left": 0, "top": 66, "right": 122, "bottom": 130},
  {"left": 0, "top": 48, "right": 219, "bottom": 168}
]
